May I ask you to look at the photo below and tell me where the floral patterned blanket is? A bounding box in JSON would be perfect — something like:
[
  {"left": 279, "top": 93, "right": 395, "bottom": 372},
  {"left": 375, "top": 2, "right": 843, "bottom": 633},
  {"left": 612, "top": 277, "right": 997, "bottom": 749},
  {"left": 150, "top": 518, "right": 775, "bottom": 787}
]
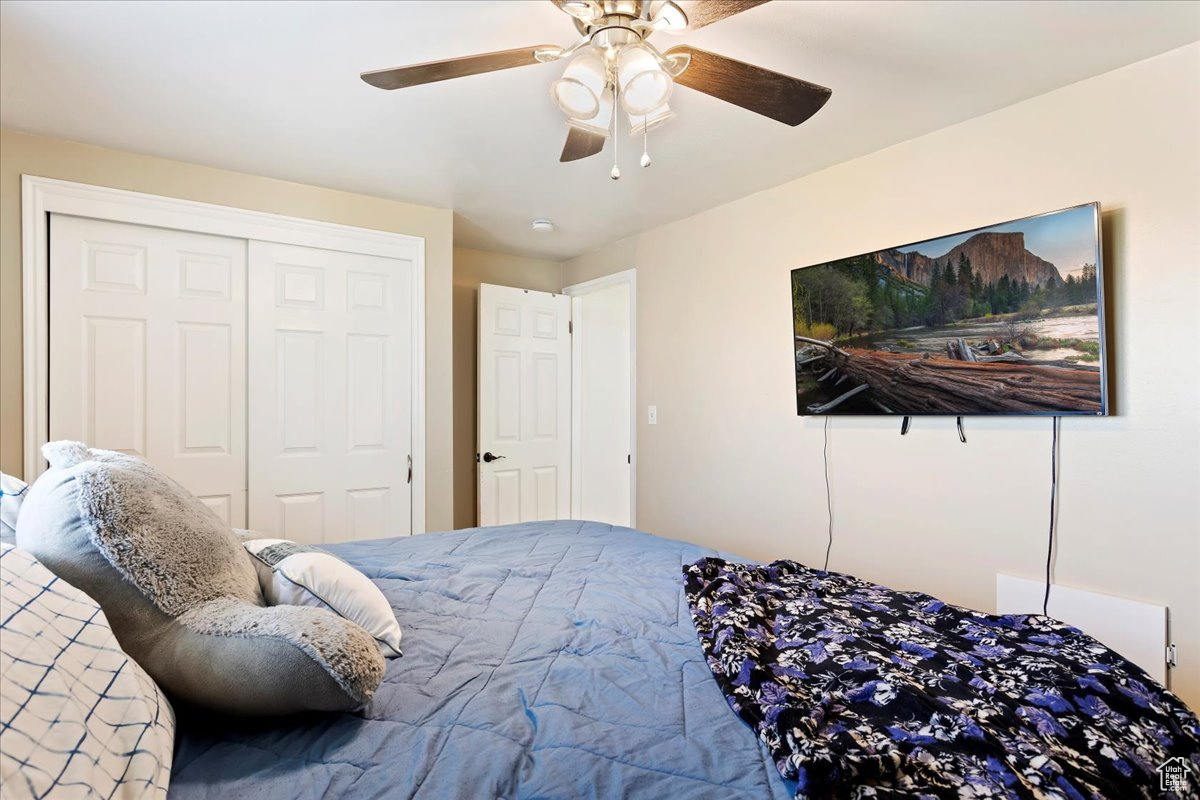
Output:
[{"left": 683, "top": 558, "right": 1200, "bottom": 799}]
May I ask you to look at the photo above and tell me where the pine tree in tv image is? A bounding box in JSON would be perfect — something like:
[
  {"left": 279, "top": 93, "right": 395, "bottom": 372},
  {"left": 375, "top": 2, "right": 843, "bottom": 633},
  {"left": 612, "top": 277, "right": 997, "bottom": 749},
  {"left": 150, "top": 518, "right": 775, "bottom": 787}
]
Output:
[{"left": 792, "top": 203, "right": 1107, "bottom": 415}]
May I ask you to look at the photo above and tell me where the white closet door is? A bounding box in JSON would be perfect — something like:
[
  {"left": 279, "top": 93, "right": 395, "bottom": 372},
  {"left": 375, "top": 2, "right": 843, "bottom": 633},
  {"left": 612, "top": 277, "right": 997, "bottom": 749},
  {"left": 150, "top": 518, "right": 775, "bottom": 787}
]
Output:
[
  {"left": 248, "top": 241, "right": 413, "bottom": 543},
  {"left": 49, "top": 214, "right": 248, "bottom": 525},
  {"left": 477, "top": 284, "right": 571, "bottom": 527}
]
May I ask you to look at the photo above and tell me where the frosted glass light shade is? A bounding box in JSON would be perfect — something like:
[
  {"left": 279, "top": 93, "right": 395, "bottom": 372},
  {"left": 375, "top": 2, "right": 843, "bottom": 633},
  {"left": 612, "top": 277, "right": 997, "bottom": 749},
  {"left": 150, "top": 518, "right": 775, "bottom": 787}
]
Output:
[
  {"left": 650, "top": 1, "right": 688, "bottom": 32},
  {"left": 551, "top": 52, "right": 607, "bottom": 120},
  {"left": 568, "top": 87, "right": 614, "bottom": 136},
  {"left": 616, "top": 45, "right": 673, "bottom": 116},
  {"left": 629, "top": 102, "right": 675, "bottom": 136}
]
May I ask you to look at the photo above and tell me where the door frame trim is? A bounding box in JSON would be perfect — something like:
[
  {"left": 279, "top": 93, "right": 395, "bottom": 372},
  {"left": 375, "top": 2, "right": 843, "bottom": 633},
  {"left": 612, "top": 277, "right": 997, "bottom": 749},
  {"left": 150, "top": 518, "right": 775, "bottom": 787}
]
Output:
[
  {"left": 563, "top": 268, "right": 636, "bottom": 528},
  {"left": 21, "top": 174, "right": 427, "bottom": 533}
]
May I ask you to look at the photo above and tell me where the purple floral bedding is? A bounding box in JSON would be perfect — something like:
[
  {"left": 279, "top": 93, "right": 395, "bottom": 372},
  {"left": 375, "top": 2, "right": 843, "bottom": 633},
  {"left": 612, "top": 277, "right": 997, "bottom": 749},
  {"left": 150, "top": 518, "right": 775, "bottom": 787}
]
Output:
[{"left": 683, "top": 558, "right": 1200, "bottom": 799}]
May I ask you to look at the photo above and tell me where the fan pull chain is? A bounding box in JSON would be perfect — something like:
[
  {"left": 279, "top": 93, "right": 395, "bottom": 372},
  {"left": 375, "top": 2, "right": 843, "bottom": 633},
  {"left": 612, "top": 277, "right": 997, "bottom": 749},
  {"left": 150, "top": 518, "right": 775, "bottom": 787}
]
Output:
[
  {"left": 640, "top": 116, "right": 651, "bottom": 168},
  {"left": 610, "top": 85, "right": 621, "bottom": 180}
]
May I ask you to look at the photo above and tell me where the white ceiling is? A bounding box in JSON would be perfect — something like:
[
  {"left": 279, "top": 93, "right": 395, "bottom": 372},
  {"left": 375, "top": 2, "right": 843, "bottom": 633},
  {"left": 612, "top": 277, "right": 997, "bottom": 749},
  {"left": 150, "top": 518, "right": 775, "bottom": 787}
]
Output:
[{"left": 3, "top": 1, "right": 1198, "bottom": 261}]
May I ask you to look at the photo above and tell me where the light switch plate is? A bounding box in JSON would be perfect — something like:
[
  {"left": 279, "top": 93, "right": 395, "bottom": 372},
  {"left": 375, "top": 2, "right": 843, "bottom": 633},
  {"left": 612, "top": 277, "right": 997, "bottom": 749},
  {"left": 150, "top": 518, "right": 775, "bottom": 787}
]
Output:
[{"left": 648, "top": 405, "right": 657, "bottom": 425}]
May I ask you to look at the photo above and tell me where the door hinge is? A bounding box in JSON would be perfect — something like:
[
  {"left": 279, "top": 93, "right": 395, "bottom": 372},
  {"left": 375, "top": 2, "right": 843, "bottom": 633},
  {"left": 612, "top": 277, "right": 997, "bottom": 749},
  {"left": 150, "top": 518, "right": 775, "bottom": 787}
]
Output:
[
  {"left": 1166, "top": 644, "right": 1177, "bottom": 669},
  {"left": 568, "top": 320, "right": 573, "bottom": 334}
]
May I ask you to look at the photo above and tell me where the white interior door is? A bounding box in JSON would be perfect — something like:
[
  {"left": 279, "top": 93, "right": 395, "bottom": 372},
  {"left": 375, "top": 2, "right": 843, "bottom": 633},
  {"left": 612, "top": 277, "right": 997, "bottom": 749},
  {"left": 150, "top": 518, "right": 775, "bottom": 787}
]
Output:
[
  {"left": 478, "top": 284, "right": 571, "bottom": 526},
  {"left": 49, "top": 214, "right": 247, "bottom": 525},
  {"left": 569, "top": 278, "right": 632, "bottom": 526},
  {"left": 248, "top": 241, "right": 413, "bottom": 543}
]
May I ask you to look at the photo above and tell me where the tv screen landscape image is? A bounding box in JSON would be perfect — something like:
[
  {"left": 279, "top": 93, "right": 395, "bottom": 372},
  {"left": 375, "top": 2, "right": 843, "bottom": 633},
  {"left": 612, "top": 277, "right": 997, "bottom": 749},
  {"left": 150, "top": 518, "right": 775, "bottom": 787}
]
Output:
[{"left": 792, "top": 203, "right": 1108, "bottom": 416}]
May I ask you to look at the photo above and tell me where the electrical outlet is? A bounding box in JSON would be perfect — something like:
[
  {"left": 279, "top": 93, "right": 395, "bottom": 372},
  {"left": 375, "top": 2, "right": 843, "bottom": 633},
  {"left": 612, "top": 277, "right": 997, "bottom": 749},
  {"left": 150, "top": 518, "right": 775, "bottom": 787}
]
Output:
[{"left": 648, "top": 405, "right": 657, "bottom": 425}]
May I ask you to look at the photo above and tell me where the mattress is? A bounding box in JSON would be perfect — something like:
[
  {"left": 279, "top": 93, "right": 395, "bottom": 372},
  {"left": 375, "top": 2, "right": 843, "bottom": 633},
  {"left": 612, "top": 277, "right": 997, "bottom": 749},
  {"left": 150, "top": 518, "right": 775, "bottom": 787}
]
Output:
[{"left": 168, "top": 521, "right": 791, "bottom": 799}]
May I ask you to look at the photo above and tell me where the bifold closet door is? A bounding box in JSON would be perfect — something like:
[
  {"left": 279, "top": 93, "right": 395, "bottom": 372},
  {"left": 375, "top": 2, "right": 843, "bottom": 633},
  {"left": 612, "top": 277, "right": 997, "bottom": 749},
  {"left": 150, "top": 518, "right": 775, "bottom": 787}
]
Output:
[
  {"left": 247, "top": 241, "right": 413, "bottom": 543},
  {"left": 48, "top": 214, "right": 248, "bottom": 525}
]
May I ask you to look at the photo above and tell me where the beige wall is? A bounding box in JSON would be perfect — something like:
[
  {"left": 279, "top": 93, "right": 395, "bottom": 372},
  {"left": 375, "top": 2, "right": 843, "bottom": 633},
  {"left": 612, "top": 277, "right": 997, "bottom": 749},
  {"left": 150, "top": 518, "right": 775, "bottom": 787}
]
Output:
[
  {"left": 452, "top": 246, "right": 561, "bottom": 528},
  {"left": 564, "top": 44, "right": 1200, "bottom": 708},
  {"left": 0, "top": 129, "right": 456, "bottom": 531}
]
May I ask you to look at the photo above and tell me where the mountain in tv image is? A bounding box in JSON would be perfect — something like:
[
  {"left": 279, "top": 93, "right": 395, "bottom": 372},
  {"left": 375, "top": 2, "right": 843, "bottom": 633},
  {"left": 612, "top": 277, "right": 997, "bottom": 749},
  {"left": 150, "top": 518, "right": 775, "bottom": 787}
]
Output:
[
  {"left": 874, "top": 231, "right": 1062, "bottom": 289},
  {"left": 792, "top": 204, "right": 1106, "bottom": 416}
]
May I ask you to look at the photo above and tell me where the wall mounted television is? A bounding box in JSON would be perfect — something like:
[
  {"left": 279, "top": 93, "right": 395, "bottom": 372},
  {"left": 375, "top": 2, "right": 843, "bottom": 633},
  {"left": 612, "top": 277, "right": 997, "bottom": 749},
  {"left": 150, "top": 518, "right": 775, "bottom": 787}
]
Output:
[{"left": 792, "top": 202, "right": 1108, "bottom": 416}]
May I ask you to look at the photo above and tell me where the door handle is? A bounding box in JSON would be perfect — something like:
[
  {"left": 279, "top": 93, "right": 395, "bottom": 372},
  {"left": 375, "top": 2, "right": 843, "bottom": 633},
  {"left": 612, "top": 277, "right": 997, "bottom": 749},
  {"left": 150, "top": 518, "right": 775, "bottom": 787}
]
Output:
[
  {"left": 482, "top": 452, "right": 506, "bottom": 463},
  {"left": 407, "top": 454, "right": 413, "bottom": 484}
]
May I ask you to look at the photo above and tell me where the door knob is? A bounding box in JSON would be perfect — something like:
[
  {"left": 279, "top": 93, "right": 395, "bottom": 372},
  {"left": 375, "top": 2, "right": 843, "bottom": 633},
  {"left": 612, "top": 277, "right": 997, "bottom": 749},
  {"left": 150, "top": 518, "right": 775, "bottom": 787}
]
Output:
[{"left": 482, "top": 452, "right": 506, "bottom": 463}]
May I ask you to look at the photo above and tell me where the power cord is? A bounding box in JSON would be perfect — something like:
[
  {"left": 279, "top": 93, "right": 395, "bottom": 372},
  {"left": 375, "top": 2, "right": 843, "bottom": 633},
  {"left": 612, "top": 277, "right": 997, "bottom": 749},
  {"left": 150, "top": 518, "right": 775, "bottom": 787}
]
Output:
[
  {"left": 823, "top": 416, "right": 833, "bottom": 571},
  {"left": 825, "top": 415, "right": 1059, "bottom": 602},
  {"left": 1043, "top": 416, "right": 1061, "bottom": 615}
]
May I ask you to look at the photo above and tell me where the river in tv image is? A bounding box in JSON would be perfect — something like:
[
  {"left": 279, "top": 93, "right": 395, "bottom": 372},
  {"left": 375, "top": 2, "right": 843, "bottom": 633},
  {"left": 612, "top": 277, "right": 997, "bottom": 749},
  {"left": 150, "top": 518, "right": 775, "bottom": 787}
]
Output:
[{"left": 792, "top": 203, "right": 1106, "bottom": 415}]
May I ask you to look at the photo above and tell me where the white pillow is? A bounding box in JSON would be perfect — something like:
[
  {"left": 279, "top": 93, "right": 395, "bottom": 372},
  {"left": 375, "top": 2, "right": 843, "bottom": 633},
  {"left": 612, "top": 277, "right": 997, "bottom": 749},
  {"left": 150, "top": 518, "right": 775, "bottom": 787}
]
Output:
[
  {"left": 243, "top": 538, "right": 402, "bottom": 658},
  {"left": 0, "top": 543, "right": 175, "bottom": 799},
  {"left": 0, "top": 472, "right": 29, "bottom": 542}
]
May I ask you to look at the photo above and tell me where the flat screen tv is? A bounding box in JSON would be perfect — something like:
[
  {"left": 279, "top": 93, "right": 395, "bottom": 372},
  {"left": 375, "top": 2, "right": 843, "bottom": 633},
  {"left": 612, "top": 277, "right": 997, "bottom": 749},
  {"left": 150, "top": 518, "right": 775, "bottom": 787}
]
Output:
[{"left": 792, "top": 202, "right": 1108, "bottom": 416}]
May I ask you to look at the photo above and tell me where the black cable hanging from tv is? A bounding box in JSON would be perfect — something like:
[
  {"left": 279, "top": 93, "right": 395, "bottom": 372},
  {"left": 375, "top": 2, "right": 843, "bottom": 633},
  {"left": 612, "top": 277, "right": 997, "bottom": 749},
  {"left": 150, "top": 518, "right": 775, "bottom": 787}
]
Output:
[
  {"left": 1043, "top": 416, "right": 1061, "bottom": 616},
  {"left": 897, "top": 415, "right": 1060, "bottom": 616},
  {"left": 822, "top": 417, "right": 833, "bottom": 572}
]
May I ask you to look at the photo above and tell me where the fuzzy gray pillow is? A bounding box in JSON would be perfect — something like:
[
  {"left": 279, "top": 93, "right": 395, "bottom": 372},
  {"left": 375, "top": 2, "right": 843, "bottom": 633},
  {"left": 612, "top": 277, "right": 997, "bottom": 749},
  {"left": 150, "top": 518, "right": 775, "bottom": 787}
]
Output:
[{"left": 15, "top": 442, "right": 384, "bottom": 715}]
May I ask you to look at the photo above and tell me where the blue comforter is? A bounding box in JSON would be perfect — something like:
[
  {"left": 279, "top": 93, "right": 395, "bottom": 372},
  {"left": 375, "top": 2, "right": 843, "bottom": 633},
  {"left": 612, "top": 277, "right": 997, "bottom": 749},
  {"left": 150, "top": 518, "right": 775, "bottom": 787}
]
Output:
[{"left": 169, "top": 521, "right": 791, "bottom": 799}]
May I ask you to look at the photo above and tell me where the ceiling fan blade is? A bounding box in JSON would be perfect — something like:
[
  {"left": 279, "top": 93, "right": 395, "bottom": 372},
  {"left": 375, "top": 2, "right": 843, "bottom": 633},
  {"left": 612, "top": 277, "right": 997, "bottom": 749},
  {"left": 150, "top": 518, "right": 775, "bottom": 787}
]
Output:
[
  {"left": 560, "top": 126, "right": 608, "bottom": 162},
  {"left": 679, "top": 0, "right": 770, "bottom": 30},
  {"left": 666, "top": 45, "right": 830, "bottom": 126},
  {"left": 361, "top": 46, "right": 556, "bottom": 90}
]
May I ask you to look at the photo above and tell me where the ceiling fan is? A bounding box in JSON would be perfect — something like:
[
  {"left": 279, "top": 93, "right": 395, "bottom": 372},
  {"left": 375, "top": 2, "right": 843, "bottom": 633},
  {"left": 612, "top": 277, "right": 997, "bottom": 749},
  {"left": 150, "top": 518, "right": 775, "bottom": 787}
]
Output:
[{"left": 361, "top": 0, "right": 831, "bottom": 177}]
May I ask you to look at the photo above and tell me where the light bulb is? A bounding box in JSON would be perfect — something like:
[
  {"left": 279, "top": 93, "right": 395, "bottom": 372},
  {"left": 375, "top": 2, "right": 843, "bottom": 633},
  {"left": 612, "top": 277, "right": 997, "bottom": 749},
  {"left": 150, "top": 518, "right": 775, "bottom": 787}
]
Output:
[
  {"left": 640, "top": 152, "right": 651, "bottom": 168},
  {"left": 610, "top": 165, "right": 621, "bottom": 180},
  {"left": 629, "top": 102, "right": 674, "bottom": 136},
  {"left": 564, "top": 87, "right": 613, "bottom": 135},
  {"left": 616, "top": 45, "right": 673, "bottom": 116},
  {"left": 551, "top": 52, "right": 607, "bottom": 120}
]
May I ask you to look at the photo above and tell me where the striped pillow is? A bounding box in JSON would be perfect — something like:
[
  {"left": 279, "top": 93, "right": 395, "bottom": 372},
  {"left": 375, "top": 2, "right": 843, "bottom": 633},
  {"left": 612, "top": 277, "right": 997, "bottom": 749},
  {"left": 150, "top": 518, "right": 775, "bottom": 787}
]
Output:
[{"left": 0, "top": 543, "right": 175, "bottom": 799}]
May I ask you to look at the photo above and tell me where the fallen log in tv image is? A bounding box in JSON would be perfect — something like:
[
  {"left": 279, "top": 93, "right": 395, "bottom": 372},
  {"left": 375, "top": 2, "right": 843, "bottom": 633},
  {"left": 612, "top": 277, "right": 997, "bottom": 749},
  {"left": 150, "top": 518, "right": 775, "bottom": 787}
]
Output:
[{"left": 797, "top": 345, "right": 1103, "bottom": 415}]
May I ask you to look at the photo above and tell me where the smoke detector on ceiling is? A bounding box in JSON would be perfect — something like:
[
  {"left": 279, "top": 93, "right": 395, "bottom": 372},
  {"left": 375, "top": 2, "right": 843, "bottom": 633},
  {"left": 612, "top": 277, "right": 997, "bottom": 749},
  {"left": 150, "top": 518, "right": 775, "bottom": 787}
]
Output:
[{"left": 530, "top": 219, "right": 556, "bottom": 233}]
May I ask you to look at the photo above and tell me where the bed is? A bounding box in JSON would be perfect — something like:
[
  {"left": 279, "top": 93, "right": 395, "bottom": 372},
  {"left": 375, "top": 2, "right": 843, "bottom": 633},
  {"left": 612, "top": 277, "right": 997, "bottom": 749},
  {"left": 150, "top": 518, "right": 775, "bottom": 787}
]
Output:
[
  {"left": 7, "top": 504, "right": 1195, "bottom": 799},
  {"left": 168, "top": 521, "right": 794, "bottom": 799},
  {"left": 8, "top": 449, "right": 1196, "bottom": 798},
  {"left": 165, "top": 519, "right": 1200, "bottom": 799}
]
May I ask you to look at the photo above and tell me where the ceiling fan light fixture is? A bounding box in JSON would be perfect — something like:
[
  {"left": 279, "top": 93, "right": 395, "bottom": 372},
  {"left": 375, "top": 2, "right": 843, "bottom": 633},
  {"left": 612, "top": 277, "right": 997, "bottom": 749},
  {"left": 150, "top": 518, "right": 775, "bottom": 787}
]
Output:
[
  {"left": 362, "top": 0, "right": 832, "bottom": 176},
  {"left": 552, "top": 77, "right": 599, "bottom": 119},
  {"left": 622, "top": 70, "right": 673, "bottom": 116},
  {"left": 649, "top": 1, "right": 689, "bottom": 32},
  {"left": 616, "top": 45, "right": 673, "bottom": 116},
  {"left": 551, "top": 51, "right": 607, "bottom": 119},
  {"left": 566, "top": 87, "right": 614, "bottom": 135},
  {"left": 629, "top": 102, "right": 675, "bottom": 136},
  {"left": 563, "top": 0, "right": 595, "bottom": 13}
]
